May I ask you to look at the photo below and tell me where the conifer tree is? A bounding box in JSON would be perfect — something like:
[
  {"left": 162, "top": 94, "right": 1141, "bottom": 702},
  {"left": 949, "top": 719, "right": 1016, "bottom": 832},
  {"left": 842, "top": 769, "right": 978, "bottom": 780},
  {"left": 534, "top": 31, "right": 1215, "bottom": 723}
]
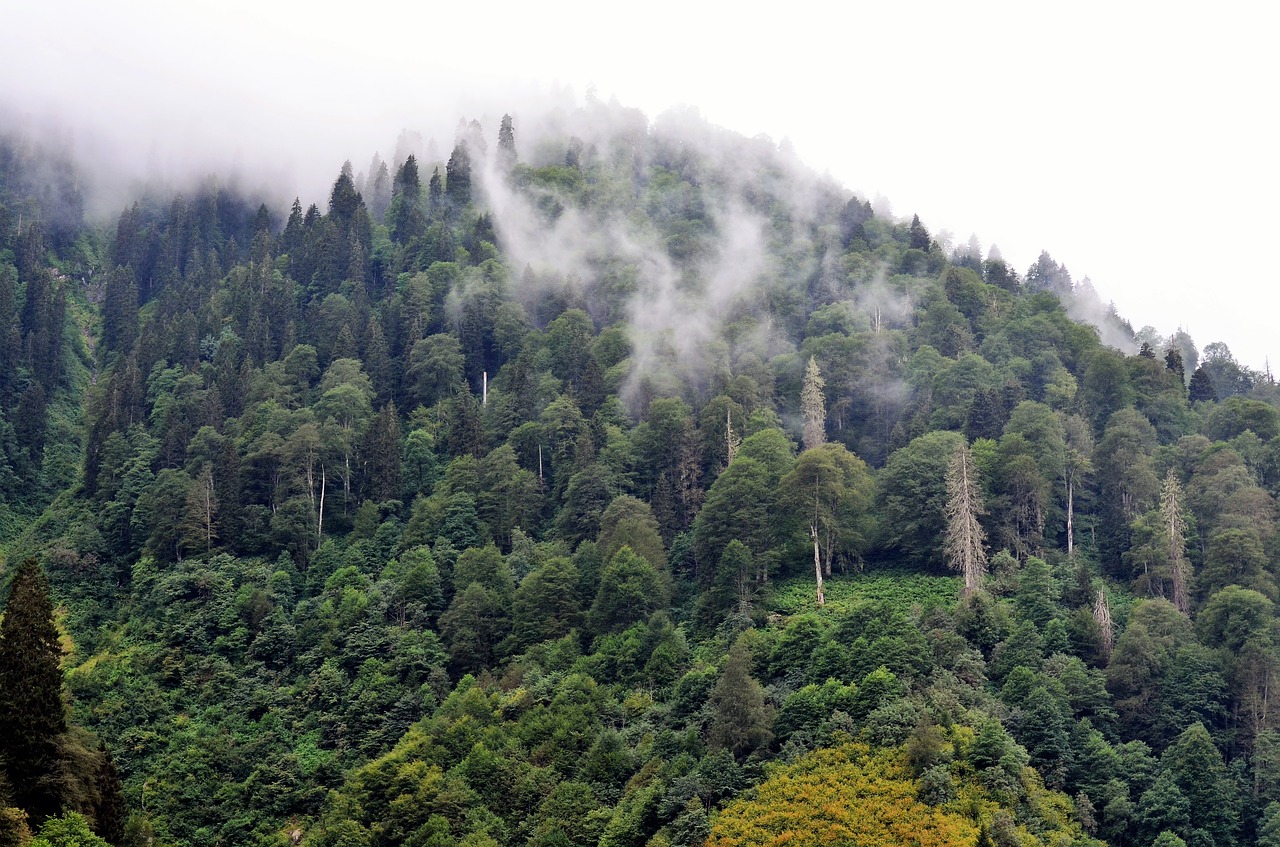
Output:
[
  {"left": 707, "top": 637, "right": 772, "bottom": 758},
  {"left": 1188, "top": 365, "right": 1217, "bottom": 403},
  {"left": 800, "top": 356, "right": 826, "bottom": 451},
  {"left": 908, "top": 213, "right": 931, "bottom": 251},
  {"left": 497, "top": 113, "right": 517, "bottom": 169},
  {"left": 445, "top": 142, "right": 472, "bottom": 209},
  {"left": 92, "top": 744, "right": 126, "bottom": 847},
  {"left": 0, "top": 558, "right": 67, "bottom": 822},
  {"left": 944, "top": 443, "right": 987, "bottom": 596}
]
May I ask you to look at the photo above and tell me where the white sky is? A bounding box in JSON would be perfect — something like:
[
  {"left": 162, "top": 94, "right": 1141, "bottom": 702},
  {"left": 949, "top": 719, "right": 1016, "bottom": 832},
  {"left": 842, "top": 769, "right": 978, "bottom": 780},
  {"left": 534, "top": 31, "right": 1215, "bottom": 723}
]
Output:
[{"left": 2, "top": 0, "right": 1277, "bottom": 369}]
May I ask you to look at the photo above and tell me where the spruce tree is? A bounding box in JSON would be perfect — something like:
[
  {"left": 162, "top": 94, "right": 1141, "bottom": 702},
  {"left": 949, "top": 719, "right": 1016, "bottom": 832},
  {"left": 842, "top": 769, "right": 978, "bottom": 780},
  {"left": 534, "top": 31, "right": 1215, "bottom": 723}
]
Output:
[{"left": 0, "top": 558, "right": 67, "bottom": 822}]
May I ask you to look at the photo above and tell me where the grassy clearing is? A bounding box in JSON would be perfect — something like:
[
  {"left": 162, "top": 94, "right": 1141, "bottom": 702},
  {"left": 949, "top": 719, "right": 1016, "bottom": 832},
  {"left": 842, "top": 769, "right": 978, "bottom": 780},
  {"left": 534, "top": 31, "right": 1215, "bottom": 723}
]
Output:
[{"left": 769, "top": 568, "right": 961, "bottom": 618}]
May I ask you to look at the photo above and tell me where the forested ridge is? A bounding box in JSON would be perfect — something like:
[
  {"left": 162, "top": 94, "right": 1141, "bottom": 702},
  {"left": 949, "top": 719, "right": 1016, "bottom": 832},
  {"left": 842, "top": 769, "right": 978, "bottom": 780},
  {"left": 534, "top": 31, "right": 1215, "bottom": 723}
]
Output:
[{"left": 2, "top": 101, "right": 1280, "bottom": 847}]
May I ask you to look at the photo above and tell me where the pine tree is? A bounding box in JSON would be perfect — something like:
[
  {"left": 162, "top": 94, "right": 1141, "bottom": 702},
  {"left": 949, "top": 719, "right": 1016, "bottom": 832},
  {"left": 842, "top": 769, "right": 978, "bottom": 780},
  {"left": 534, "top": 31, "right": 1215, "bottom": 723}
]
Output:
[
  {"left": 800, "top": 356, "right": 826, "bottom": 451},
  {"left": 0, "top": 559, "right": 68, "bottom": 822},
  {"left": 944, "top": 443, "right": 987, "bottom": 596}
]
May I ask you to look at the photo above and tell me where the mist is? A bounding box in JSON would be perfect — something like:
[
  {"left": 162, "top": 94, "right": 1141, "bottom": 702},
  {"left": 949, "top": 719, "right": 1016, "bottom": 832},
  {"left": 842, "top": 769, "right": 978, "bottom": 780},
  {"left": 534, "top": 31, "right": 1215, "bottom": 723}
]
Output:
[{"left": 5, "top": 0, "right": 1269, "bottom": 374}]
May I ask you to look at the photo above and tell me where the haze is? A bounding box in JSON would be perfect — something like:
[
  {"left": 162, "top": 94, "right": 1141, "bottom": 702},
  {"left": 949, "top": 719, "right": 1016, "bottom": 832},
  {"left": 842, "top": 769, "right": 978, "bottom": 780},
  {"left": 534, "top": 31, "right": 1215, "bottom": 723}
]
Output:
[{"left": 2, "top": 0, "right": 1276, "bottom": 369}]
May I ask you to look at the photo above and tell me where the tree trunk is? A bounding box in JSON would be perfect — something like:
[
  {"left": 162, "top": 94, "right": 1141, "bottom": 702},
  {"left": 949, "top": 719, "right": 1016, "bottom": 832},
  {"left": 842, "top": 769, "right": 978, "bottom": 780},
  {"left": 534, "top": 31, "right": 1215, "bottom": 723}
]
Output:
[
  {"left": 317, "top": 464, "right": 326, "bottom": 546},
  {"left": 1066, "top": 473, "right": 1075, "bottom": 559},
  {"left": 812, "top": 523, "right": 825, "bottom": 607}
]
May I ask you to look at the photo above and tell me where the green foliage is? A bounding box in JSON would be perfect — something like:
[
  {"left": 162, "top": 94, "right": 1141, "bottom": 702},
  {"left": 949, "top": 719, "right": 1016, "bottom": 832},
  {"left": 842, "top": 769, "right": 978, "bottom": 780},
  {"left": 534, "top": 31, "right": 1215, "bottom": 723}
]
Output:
[
  {"left": 3, "top": 102, "right": 1279, "bottom": 847},
  {"left": 0, "top": 559, "right": 67, "bottom": 821},
  {"left": 28, "top": 811, "right": 109, "bottom": 847}
]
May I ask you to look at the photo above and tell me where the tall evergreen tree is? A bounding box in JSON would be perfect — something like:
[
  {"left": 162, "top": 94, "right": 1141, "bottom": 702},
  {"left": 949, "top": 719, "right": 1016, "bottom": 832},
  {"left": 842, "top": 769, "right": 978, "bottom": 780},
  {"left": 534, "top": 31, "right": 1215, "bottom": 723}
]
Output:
[
  {"left": 800, "top": 356, "right": 826, "bottom": 451},
  {"left": 92, "top": 744, "right": 126, "bottom": 847},
  {"left": 497, "top": 113, "right": 517, "bottom": 169},
  {"left": 908, "top": 214, "right": 931, "bottom": 251},
  {"left": 445, "top": 142, "right": 472, "bottom": 209},
  {"left": 0, "top": 558, "right": 67, "bottom": 822},
  {"left": 1187, "top": 364, "right": 1217, "bottom": 403}
]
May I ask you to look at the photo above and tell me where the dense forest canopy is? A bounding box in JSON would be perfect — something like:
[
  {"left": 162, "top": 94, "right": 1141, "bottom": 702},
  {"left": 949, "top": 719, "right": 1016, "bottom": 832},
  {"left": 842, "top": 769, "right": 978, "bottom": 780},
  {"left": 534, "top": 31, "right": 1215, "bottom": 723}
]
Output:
[{"left": 2, "top": 100, "right": 1280, "bottom": 847}]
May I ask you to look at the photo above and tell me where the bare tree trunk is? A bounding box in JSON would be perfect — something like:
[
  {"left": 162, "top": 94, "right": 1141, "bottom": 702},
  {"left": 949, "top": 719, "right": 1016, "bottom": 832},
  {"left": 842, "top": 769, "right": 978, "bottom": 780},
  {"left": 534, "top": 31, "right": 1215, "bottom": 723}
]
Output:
[
  {"left": 1066, "top": 472, "right": 1075, "bottom": 559},
  {"left": 945, "top": 444, "right": 987, "bottom": 596},
  {"left": 317, "top": 464, "right": 326, "bottom": 546},
  {"left": 1162, "top": 470, "right": 1190, "bottom": 614},
  {"left": 1094, "top": 590, "right": 1113, "bottom": 661},
  {"left": 812, "top": 523, "right": 825, "bottom": 607}
]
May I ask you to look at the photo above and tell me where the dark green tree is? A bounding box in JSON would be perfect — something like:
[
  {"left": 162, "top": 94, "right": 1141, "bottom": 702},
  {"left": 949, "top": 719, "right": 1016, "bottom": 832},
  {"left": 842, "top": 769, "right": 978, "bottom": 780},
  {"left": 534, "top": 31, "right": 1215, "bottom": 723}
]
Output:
[
  {"left": 1187, "top": 365, "right": 1217, "bottom": 403},
  {"left": 497, "top": 114, "right": 517, "bottom": 169},
  {"left": 0, "top": 559, "right": 67, "bottom": 822},
  {"left": 707, "top": 637, "right": 773, "bottom": 759},
  {"left": 445, "top": 142, "right": 472, "bottom": 209},
  {"left": 588, "top": 547, "right": 669, "bottom": 635},
  {"left": 91, "top": 744, "right": 126, "bottom": 847}
]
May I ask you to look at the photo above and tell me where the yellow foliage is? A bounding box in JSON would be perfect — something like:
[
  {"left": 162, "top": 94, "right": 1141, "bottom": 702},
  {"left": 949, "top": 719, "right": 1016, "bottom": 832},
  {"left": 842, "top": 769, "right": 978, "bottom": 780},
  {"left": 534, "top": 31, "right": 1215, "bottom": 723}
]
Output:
[
  {"left": 706, "top": 744, "right": 977, "bottom": 847},
  {"left": 706, "top": 743, "right": 1091, "bottom": 847}
]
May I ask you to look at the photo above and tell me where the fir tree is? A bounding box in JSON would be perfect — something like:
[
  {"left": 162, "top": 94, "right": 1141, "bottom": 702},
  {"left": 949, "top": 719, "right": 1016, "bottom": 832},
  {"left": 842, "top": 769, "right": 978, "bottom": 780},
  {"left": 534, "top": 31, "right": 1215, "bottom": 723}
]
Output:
[
  {"left": 1164, "top": 346, "right": 1185, "bottom": 384},
  {"left": 0, "top": 559, "right": 67, "bottom": 822},
  {"left": 445, "top": 142, "right": 472, "bottom": 209},
  {"left": 1188, "top": 365, "right": 1217, "bottom": 403},
  {"left": 908, "top": 214, "right": 931, "bottom": 251},
  {"left": 800, "top": 356, "right": 826, "bottom": 451}
]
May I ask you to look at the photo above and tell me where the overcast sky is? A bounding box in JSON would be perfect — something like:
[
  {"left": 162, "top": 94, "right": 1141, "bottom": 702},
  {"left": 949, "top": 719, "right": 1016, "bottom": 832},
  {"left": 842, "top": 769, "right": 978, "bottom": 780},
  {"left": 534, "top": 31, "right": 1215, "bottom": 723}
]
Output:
[{"left": 2, "top": 1, "right": 1276, "bottom": 369}]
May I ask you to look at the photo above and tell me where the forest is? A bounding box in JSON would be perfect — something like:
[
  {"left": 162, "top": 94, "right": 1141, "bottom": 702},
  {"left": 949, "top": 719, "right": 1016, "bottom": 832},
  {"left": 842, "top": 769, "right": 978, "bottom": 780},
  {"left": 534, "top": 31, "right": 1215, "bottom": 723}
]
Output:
[{"left": 2, "top": 100, "right": 1280, "bottom": 847}]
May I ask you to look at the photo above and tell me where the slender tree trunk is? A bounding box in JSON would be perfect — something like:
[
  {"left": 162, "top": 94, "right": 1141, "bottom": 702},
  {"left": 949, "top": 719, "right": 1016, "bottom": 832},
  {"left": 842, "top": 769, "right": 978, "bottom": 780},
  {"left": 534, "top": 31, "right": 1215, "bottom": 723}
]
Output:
[
  {"left": 812, "top": 523, "right": 825, "bottom": 607},
  {"left": 1162, "top": 469, "right": 1190, "bottom": 614},
  {"left": 317, "top": 464, "right": 326, "bottom": 546},
  {"left": 824, "top": 524, "right": 833, "bottom": 577},
  {"left": 1094, "top": 590, "right": 1113, "bottom": 661},
  {"left": 1066, "top": 472, "right": 1075, "bottom": 559}
]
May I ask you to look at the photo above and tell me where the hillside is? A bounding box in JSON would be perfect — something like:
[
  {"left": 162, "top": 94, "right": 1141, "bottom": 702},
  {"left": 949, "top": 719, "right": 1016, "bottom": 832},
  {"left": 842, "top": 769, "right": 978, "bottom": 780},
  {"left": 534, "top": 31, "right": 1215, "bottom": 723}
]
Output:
[{"left": 2, "top": 101, "right": 1279, "bottom": 847}]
